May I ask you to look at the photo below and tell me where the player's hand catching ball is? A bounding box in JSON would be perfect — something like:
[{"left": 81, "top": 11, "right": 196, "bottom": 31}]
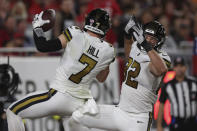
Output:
[
  {"left": 32, "top": 11, "right": 50, "bottom": 29},
  {"left": 32, "top": 9, "right": 55, "bottom": 32}
]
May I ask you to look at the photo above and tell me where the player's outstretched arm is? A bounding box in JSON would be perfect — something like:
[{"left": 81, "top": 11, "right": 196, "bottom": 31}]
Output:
[
  {"left": 126, "top": 16, "right": 167, "bottom": 76},
  {"left": 148, "top": 50, "right": 168, "bottom": 76},
  {"left": 32, "top": 11, "right": 67, "bottom": 52},
  {"left": 124, "top": 37, "right": 133, "bottom": 62},
  {"left": 96, "top": 66, "right": 110, "bottom": 82},
  {"left": 157, "top": 103, "right": 164, "bottom": 131},
  {"left": 124, "top": 18, "right": 136, "bottom": 61}
]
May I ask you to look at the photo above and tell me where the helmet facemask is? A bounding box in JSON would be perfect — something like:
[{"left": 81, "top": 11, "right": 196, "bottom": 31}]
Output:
[{"left": 144, "top": 21, "right": 166, "bottom": 51}]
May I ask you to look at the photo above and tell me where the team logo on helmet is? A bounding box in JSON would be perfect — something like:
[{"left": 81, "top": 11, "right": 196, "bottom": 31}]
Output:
[
  {"left": 90, "top": 19, "right": 94, "bottom": 26},
  {"left": 145, "top": 29, "right": 155, "bottom": 34}
]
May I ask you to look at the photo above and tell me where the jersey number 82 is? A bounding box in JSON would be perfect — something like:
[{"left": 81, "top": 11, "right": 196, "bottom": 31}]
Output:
[{"left": 124, "top": 57, "right": 141, "bottom": 89}]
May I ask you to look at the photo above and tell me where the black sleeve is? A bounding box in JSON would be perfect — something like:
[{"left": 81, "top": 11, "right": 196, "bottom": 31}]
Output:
[
  {"left": 33, "top": 30, "right": 62, "bottom": 52},
  {"left": 159, "top": 83, "right": 168, "bottom": 103}
]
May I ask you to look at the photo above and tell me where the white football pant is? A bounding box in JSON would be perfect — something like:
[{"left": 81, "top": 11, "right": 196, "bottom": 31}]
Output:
[
  {"left": 69, "top": 105, "right": 152, "bottom": 131},
  {"left": 6, "top": 89, "right": 86, "bottom": 131}
]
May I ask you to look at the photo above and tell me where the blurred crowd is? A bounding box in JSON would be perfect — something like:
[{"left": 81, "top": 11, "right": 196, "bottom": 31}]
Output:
[{"left": 0, "top": 0, "right": 197, "bottom": 50}]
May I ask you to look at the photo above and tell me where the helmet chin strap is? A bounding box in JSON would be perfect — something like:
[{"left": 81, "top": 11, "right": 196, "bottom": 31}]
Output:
[{"left": 153, "top": 36, "right": 165, "bottom": 51}]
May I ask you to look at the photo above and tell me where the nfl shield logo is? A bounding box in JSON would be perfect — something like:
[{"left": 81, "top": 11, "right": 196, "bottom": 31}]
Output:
[{"left": 90, "top": 19, "right": 94, "bottom": 26}]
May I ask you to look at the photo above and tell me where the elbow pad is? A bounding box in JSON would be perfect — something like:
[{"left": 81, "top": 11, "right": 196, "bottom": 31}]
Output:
[{"left": 33, "top": 28, "right": 62, "bottom": 52}]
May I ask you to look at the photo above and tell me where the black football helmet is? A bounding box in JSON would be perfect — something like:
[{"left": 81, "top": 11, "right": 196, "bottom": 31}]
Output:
[
  {"left": 84, "top": 8, "right": 111, "bottom": 37},
  {"left": 143, "top": 21, "right": 166, "bottom": 50}
]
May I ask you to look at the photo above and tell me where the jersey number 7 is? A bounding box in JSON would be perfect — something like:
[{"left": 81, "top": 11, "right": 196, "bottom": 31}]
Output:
[
  {"left": 124, "top": 57, "right": 141, "bottom": 89},
  {"left": 69, "top": 53, "right": 97, "bottom": 84}
]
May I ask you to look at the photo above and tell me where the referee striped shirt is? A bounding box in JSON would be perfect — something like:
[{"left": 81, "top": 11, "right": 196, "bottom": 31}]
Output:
[{"left": 159, "top": 77, "right": 197, "bottom": 118}]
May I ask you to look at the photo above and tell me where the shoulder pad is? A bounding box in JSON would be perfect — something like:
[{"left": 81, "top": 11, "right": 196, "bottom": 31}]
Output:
[
  {"left": 160, "top": 51, "right": 171, "bottom": 69},
  {"left": 62, "top": 26, "right": 83, "bottom": 42},
  {"left": 101, "top": 41, "right": 116, "bottom": 63},
  {"left": 108, "top": 43, "right": 116, "bottom": 63},
  {"left": 112, "top": 47, "right": 116, "bottom": 62}
]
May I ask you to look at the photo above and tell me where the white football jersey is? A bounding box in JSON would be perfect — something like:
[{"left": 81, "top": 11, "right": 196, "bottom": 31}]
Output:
[
  {"left": 50, "top": 26, "right": 115, "bottom": 99},
  {"left": 119, "top": 41, "right": 171, "bottom": 113}
]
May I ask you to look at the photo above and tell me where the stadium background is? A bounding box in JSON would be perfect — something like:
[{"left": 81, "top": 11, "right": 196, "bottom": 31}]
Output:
[{"left": 0, "top": 0, "right": 197, "bottom": 131}]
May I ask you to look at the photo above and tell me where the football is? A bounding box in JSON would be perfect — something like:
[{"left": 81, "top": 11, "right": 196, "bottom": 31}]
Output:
[{"left": 41, "top": 9, "right": 56, "bottom": 32}]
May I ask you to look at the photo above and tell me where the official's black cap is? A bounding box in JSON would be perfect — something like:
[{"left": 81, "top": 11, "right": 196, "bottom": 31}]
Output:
[{"left": 174, "top": 57, "right": 185, "bottom": 66}]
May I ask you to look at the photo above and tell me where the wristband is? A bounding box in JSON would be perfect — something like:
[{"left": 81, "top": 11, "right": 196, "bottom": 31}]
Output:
[{"left": 141, "top": 41, "right": 152, "bottom": 52}]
